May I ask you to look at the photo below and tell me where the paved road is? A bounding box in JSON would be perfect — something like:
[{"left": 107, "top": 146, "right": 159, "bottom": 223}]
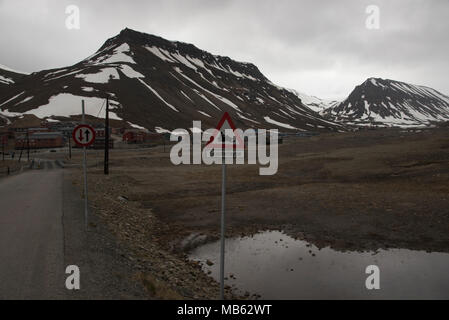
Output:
[
  {"left": 0, "top": 163, "right": 66, "bottom": 299},
  {"left": 0, "top": 160, "right": 147, "bottom": 300}
]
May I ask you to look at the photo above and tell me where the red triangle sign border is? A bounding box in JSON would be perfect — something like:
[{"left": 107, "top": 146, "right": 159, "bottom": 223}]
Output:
[{"left": 206, "top": 112, "right": 245, "bottom": 150}]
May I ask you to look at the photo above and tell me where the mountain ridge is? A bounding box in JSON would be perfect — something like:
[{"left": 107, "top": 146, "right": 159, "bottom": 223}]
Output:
[
  {"left": 0, "top": 28, "right": 344, "bottom": 132},
  {"left": 0, "top": 65, "right": 27, "bottom": 86},
  {"left": 323, "top": 77, "right": 449, "bottom": 127}
]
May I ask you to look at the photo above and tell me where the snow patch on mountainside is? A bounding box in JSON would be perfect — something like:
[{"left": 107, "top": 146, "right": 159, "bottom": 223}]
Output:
[
  {"left": 146, "top": 46, "right": 176, "bottom": 63},
  {"left": 198, "top": 111, "right": 211, "bottom": 117},
  {"left": 0, "top": 64, "right": 30, "bottom": 75},
  {"left": 76, "top": 68, "right": 120, "bottom": 84},
  {"left": 0, "top": 75, "right": 14, "bottom": 85},
  {"left": 0, "top": 64, "right": 29, "bottom": 85},
  {"left": 138, "top": 79, "right": 179, "bottom": 112},
  {"left": 128, "top": 121, "right": 147, "bottom": 130},
  {"left": 119, "top": 64, "right": 144, "bottom": 78},
  {"left": 23, "top": 94, "right": 122, "bottom": 120},
  {"left": 0, "top": 108, "right": 23, "bottom": 124},
  {"left": 0, "top": 92, "right": 26, "bottom": 107},
  {"left": 264, "top": 116, "right": 298, "bottom": 130},
  {"left": 174, "top": 67, "right": 241, "bottom": 112},
  {"left": 94, "top": 43, "right": 136, "bottom": 65},
  {"left": 14, "top": 96, "right": 34, "bottom": 105}
]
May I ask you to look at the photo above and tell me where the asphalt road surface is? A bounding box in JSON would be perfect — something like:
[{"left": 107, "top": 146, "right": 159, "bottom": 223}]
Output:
[
  {"left": 0, "top": 161, "right": 146, "bottom": 299},
  {"left": 0, "top": 164, "right": 65, "bottom": 299}
]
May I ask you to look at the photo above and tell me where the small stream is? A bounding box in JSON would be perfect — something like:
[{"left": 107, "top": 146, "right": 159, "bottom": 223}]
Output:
[{"left": 189, "top": 231, "right": 449, "bottom": 299}]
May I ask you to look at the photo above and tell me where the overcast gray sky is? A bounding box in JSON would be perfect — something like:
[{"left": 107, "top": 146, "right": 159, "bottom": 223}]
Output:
[{"left": 0, "top": 0, "right": 447, "bottom": 100}]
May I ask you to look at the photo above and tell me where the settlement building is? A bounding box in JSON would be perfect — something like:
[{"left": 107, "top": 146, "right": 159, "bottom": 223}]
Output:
[{"left": 15, "top": 132, "right": 64, "bottom": 149}]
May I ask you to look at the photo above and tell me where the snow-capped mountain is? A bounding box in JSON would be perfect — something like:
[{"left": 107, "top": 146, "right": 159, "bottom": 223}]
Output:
[
  {"left": 0, "top": 28, "right": 343, "bottom": 132},
  {"left": 324, "top": 78, "right": 449, "bottom": 127},
  {"left": 288, "top": 89, "right": 338, "bottom": 113},
  {"left": 0, "top": 66, "right": 28, "bottom": 125},
  {"left": 0, "top": 64, "right": 27, "bottom": 86}
]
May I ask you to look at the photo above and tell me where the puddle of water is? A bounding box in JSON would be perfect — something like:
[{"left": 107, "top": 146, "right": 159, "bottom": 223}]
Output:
[{"left": 189, "top": 231, "right": 449, "bottom": 299}]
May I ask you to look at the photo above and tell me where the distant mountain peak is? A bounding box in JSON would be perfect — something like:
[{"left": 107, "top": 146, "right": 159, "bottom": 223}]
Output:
[
  {"left": 115, "top": 28, "right": 173, "bottom": 45},
  {"left": 287, "top": 89, "right": 338, "bottom": 113},
  {"left": 102, "top": 28, "right": 265, "bottom": 78},
  {"left": 324, "top": 78, "right": 449, "bottom": 127}
]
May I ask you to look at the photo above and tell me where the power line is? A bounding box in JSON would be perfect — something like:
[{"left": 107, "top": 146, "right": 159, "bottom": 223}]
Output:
[{"left": 96, "top": 99, "right": 106, "bottom": 119}]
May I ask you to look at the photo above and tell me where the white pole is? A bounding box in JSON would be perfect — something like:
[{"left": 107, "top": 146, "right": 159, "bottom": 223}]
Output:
[
  {"left": 220, "top": 131, "right": 226, "bottom": 300},
  {"left": 82, "top": 100, "right": 89, "bottom": 230}
]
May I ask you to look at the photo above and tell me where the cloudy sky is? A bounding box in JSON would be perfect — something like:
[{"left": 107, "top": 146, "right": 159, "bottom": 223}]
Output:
[{"left": 0, "top": 0, "right": 447, "bottom": 100}]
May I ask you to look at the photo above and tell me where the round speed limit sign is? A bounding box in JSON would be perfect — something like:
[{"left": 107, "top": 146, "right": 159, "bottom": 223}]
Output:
[{"left": 72, "top": 124, "right": 96, "bottom": 147}]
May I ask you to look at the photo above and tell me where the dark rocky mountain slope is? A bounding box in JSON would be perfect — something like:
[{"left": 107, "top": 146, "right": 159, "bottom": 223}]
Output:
[
  {"left": 0, "top": 28, "right": 343, "bottom": 132},
  {"left": 324, "top": 77, "right": 449, "bottom": 127}
]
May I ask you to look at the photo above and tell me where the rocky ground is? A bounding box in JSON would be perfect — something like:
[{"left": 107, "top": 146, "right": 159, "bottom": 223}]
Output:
[
  {"left": 67, "top": 168, "right": 238, "bottom": 300},
  {"left": 61, "top": 127, "right": 449, "bottom": 298}
]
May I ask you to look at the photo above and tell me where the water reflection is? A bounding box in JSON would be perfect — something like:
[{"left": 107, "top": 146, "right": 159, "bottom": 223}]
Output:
[{"left": 189, "top": 231, "right": 449, "bottom": 299}]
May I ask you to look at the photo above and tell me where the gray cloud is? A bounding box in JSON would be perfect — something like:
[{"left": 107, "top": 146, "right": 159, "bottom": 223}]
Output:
[{"left": 0, "top": 0, "right": 447, "bottom": 99}]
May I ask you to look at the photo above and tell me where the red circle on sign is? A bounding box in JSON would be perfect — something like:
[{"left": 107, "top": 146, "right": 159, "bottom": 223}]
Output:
[{"left": 72, "top": 124, "right": 96, "bottom": 147}]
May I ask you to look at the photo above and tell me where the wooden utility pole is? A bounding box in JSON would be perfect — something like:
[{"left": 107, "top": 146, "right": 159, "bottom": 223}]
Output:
[
  {"left": 104, "top": 95, "right": 109, "bottom": 175},
  {"left": 26, "top": 130, "right": 30, "bottom": 162},
  {"left": 68, "top": 134, "right": 72, "bottom": 159},
  {"left": 18, "top": 133, "right": 25, "bottom": 162}
]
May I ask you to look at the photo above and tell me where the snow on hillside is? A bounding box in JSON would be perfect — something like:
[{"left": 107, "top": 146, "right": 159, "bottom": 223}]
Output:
[
  {"left": 0, "top": 75, "right": 14, "bottom": 85},
  {"left": 23, "top": 94, "right": 122, "bottom": 120},
  {"left": 0, "top": 28, "right": 344, "bottom": 132},
  {"left": 264, "top": 116, "right": 299, "bottom": 130},
  {"left": 287, "top": 89, "right": 338, "bottom": 113},
  {"left": 324, "top": 78, "right": 449, "bottom": 128},
  {"left": 0, "top": 64, "right": 29, "bottom": 85},
  {"left": 0, "top": 64, "right": 30, "bottom": 75},
  {"left": 75, "top": 68, "right": 120, "bottom": 84}
]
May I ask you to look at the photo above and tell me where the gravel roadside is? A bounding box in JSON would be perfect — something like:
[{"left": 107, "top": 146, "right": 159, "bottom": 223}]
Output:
[
  {"left": 66, "top": 169, "right": 234, "bottom": 300},
  {"left": 62, "top": 170, "right": 149, "bottom": 299}
]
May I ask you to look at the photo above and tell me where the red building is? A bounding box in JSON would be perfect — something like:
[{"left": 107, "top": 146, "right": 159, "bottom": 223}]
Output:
[
  {"left": 122, "top": 129, "right": 162, "bottom": 144},
  {"left": 0, "top": 133, "right": 8, "bottom": 146},
  {"left": 123, "top": 129, "right": 146, "bottom": 143},
  {"left": 15, "top": 132, "right": 64, "bottom": 149}
]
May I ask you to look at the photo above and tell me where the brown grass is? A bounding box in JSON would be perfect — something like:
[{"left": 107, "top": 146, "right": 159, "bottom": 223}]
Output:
[{"left": 66, "top": 127, "right": 449, "bottom": 253}]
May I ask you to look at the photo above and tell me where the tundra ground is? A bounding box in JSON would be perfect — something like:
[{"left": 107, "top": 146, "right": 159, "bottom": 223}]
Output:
[{"left": 60, "top": 128, "right": 449, "bottom": 298}]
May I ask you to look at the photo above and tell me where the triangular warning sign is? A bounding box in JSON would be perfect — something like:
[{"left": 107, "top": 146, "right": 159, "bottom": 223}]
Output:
[{"left": 206, "top": 112, "right": 245, "bottom": 150}]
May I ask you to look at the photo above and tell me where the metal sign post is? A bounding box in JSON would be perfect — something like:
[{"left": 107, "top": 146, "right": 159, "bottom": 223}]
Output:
[
  {"left": 220, "top": 130, "right": 226, "bottom": 300},
  {"left": 206, "top": 112, "right": 244, "bottom": 300},
  {"left": 82, "top": 101, "right": 89, "bottom": 230},
  {"left": 72, "top": 101, "right": 96, "bottom": 231}
]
